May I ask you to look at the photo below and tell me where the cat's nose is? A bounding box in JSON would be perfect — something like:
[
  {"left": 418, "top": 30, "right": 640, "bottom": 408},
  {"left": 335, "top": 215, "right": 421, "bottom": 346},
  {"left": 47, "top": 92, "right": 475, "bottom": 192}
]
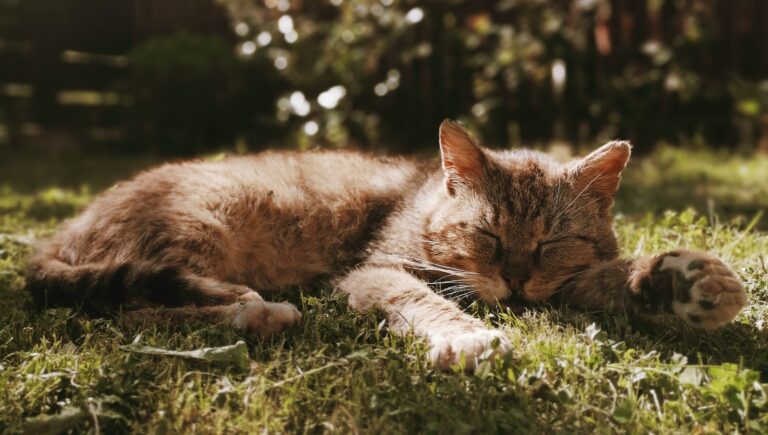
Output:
[
  {"left": 502, "top": 259, "right": 531, "bottom": 288},
  {"left": 503, "top": 276, "right": 527, "bottom": 292}
]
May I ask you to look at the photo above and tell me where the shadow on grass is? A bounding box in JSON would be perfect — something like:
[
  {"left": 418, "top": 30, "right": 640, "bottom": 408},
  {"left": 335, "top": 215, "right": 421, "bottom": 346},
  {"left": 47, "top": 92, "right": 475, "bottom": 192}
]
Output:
[{"left": 532, "top": 303, "right": 768, "bottom": 379}]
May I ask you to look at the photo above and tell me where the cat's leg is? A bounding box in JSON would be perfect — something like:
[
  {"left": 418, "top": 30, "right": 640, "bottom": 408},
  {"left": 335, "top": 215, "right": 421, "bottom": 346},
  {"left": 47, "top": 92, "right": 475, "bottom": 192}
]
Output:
[
  {"left": 122, "top": 291, "right": 301, "bottom": 338},
  {"left": 337, "top": 265, "right": 511, "bottom": 370},
  {"left": 150, "top": 268, "right": 298, "bottom": 311},
  {"left": 176, "top": 274, "right": 254, "bottom": 305},
  {"left": 113, "top": 260, "right": 303, "bottom": 336},
  {"left": 558, "top": 249, "right": 746, "bottom": 330}
]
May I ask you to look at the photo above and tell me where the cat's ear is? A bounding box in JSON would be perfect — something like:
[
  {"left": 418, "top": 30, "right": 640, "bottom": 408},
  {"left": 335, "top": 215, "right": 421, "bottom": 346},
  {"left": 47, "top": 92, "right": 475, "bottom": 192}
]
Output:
[
  {"left": 571, "top": 140, "right": 631, "bottom": 199},
  {"left": 439, "top": 120, "right": 486, "bottom": 195}
]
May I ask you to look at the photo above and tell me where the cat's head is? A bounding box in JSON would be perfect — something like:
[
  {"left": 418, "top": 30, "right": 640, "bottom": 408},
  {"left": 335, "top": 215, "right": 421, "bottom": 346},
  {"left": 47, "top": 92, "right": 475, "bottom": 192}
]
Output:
[{"left": 424, "top": 120, "right": 630, "bottom": 303}]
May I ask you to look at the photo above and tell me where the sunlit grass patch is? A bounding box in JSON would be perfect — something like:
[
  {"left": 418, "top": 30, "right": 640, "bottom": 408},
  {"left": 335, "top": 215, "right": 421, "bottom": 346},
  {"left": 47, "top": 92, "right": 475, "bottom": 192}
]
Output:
[{"left": 618, "top": 146, "right": 768, "bottom": 225}]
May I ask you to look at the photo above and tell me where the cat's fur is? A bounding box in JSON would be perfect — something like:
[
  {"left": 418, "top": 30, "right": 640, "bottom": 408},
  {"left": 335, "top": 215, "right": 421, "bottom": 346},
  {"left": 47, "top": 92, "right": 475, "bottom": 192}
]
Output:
[{"left": 27, "top": 121, "right": 747, "bottom": 369}]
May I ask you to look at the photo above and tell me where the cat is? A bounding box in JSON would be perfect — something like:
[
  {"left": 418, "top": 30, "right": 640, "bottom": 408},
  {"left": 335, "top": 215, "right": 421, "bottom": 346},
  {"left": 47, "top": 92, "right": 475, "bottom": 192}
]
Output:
[{"left": 26, "top": 120, "right": 747, "bottom": 369}]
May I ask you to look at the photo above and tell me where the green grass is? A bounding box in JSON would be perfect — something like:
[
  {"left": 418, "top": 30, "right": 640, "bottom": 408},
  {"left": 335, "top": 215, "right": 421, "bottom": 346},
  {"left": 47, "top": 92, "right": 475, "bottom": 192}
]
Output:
[
  {"left": 617, "top": 145, "right": 768, "bottom": 225},
  {"left": 1, "top": 148, "right": 767, "bottom": 433}
]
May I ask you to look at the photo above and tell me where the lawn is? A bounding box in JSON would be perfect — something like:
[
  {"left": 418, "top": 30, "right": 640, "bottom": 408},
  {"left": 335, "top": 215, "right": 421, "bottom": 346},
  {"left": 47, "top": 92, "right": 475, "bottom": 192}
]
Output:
[{"left": 1, "top": 147, "right": 767, "bottom": 433}]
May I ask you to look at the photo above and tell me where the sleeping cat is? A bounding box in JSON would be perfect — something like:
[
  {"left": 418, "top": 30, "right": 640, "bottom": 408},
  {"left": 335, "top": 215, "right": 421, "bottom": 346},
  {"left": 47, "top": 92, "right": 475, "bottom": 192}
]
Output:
[{"left": 27, "top": 120, "right": 746, "bottom": 369}]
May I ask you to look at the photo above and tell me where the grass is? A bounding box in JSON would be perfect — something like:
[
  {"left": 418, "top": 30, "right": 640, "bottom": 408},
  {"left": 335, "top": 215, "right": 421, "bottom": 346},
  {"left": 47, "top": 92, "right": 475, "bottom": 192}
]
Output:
[
  {"left": 616, "top": 146, "right": 768, "bottom": 226},
  {"left": 1, "top": 147, "right": 767, "bottom": 433}
]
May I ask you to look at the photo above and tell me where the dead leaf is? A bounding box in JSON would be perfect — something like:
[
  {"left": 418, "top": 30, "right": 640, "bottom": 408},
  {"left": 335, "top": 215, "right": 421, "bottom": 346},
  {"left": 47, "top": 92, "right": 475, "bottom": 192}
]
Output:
[
  {"left": 119, "top": 336, "right": 249, "bottom": 368},
  {"left": 20, "top": 406, "right": 87, "bottom": 435}
]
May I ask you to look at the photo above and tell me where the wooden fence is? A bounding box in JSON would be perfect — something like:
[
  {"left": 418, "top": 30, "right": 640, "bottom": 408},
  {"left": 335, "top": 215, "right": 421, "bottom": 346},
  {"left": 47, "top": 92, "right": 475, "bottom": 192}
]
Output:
[
  {"left": 0, "top": 0, "right": 231, "bottom": 153},
  {"left": 0, "top": 0, "right": 766, "bottom": 153}
]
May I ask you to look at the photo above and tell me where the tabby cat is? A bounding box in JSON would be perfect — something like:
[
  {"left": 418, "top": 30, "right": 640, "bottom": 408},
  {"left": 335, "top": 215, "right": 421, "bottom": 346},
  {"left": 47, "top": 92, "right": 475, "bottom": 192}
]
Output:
[{"left": 27, "top": 121, "right": 746, "bottom": 369}]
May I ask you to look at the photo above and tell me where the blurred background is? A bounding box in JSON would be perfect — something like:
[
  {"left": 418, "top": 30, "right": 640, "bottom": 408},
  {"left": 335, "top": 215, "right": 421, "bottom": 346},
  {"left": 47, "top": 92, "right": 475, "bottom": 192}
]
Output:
[{"left": 0, "top": 0, "right": 766, "bottom": 221}]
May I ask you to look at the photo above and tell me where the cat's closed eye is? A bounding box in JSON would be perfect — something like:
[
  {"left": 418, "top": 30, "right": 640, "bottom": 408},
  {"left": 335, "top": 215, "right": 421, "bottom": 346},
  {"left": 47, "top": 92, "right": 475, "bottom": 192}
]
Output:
[{"left": 476, "top": 227, "right": 502, "bottom": 261}]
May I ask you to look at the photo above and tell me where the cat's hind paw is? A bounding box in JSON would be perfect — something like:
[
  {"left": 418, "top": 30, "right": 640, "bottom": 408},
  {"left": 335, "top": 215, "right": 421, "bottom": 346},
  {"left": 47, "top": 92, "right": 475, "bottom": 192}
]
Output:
[
  {"left": 632, "top": 250, "right": 746, "bottom": 330},
  {"left": 429, "top": 329, "right": 511, "bottom": 370},
  {"left": 229, "top": 294, "right": 302, "bottom": 338}
]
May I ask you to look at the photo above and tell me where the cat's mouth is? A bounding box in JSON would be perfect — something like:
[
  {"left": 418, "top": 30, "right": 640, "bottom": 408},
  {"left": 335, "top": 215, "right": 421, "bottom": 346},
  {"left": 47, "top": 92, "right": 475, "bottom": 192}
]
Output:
[{"left": 470, "top": 275, "right": 512, "bottom": 304}]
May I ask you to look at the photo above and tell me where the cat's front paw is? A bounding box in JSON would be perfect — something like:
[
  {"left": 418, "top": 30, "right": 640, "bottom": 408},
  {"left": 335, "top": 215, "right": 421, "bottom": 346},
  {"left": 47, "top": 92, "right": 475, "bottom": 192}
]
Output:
[
  {"left": 631, "top": 250, "right": 746, "bottom": 330},
  {"left": 429, "top": 329, "right": 511, "bottom": 370}
]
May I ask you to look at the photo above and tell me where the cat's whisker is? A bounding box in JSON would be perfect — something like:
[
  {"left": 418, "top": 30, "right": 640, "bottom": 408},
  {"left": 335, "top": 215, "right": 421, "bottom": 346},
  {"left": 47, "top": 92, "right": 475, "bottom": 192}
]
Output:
[
  {"left": 565, "top": 171, "right": 603, "bottom": 209},
  {"left": 444, "top": 291, "right": 474, "bottom": 301},
  {"left": 430, "top": 272, "right": 471, "bottom": 282},
  {"left": 436, "top": 284, "right": 473, "bottom": 295},
  {"left": 565, "top": 196, "right": 603, "bottom": 217},
  {"left": 435, "top": 283, "right": 476, "bottom": 300},
  {"left": 419, "top": 261, "right": 477, "bottom": 276},
  {"left": 521, "top": 268, "right": 592, "bottom": 298},
  {"left": 430, "top": 278, "right": 468, "bottom": 287},
  {"left": 442, "top": 288, "right": 474, "bottom": 297},
  {"left": 378, "top": 254, "right": 478, "bottom": 278},
  {"left": 407, "top": 264, "right": 475, "bottom": 278},
  {"left": 556, "top": 267, "right": 590, "bottom": 280},
  {"left": 550, "top": 268, "right": 591, "bottom": 288},
  {"left": 451, "top": 292, "right": 477, "bottom": 306},
  {"left": 551, "top": 180, "right": 565, "bottom": 216},
  {"left": 419, "top": 238, "right": 440, "bottom": 247},
  {"left": 431, "top": 275, "right": 465, "bottom": 283},
  {"left": 552, "top": 171, "right": 605, "bottom": 226}
]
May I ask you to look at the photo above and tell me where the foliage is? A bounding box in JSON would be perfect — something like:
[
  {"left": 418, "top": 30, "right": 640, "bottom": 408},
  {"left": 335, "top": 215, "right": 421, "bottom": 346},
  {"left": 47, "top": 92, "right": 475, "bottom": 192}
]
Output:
[
  {"left": 2, "top": 0, "right": 765, "bottom": 153},
  {"left": 217, "top": 0, "right": 767, "bottom": 151},
  {"left": 1, "top": 150, "right": 767, "bottom": 432},
  {"left": 126, "top": 32, "right": 286, "bottom": 155}
]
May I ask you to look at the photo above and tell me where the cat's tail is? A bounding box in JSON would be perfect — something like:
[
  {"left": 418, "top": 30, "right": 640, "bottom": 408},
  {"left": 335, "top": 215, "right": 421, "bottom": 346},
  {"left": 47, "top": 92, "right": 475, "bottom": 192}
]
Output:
[{"left": 25, "top": 257, "right": 194, "bottom": 315}]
